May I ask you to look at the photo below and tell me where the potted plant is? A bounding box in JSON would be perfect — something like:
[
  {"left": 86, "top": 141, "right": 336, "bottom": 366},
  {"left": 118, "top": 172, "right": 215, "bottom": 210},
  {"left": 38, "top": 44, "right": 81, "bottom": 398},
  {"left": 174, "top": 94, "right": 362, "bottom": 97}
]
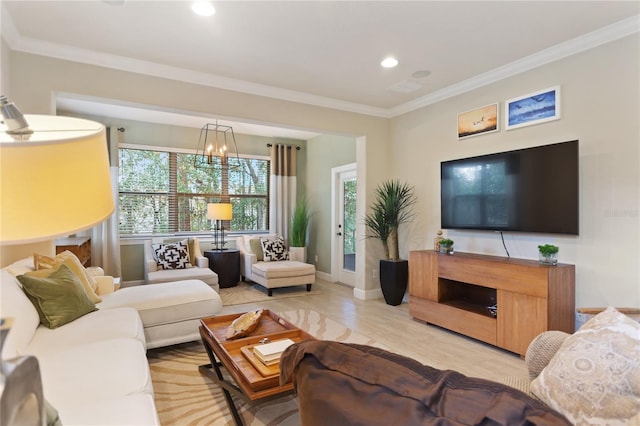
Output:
[
  {"left": 439, "top": 238, "right": 454, "bottom": 254},
  {"left": 538, "top": 244, "right": 559, "bottom": 265},
  {"left": 364, "top": 180, "right": 416, "bottom": 305},
  {"left": 289, "top": 198, "right": 311, "bottom": 262}
]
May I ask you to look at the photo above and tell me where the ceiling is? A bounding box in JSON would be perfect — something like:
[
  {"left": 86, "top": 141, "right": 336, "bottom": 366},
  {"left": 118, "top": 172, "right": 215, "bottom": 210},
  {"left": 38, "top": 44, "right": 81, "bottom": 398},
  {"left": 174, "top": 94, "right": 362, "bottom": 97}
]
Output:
[{"left": 2, "top": 1, "right": 639, "bottom": 138}]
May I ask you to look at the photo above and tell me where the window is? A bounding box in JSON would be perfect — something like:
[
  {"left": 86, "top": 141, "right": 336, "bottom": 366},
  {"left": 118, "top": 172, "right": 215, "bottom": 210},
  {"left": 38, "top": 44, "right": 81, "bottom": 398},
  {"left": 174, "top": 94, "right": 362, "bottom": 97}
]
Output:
[{"left": 119, "top": 147, "right": 269, "bottom": 236}]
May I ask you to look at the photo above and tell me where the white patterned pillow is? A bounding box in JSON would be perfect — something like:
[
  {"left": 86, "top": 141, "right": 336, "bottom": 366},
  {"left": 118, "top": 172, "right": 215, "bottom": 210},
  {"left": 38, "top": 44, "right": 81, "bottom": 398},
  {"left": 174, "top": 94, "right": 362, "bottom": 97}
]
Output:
[
  {"left": 152, "top": 240, "right": 192, "bottom": 270},
  {"left": 531, "top": 307, "right": 640, "bottom": 425},
  {"left": 261, "top": 236, "right": 289, "bottom": 261}
]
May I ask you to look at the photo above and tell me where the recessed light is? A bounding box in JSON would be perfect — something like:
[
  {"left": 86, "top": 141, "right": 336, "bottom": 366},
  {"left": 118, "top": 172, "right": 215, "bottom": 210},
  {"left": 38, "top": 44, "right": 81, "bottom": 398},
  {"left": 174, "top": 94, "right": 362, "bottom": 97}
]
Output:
[
  {"left": 192, "top": 1, "right": 215, "bottom": 17},
  {"left": 381, "top": 57, "right": 399, "bottom": 68}
]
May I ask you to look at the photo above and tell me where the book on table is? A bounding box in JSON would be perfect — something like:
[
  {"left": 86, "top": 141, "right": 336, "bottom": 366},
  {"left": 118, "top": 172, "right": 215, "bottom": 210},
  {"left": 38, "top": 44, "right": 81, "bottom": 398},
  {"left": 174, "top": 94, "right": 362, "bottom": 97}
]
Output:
[{"left": 253, "top": 338, "right": 295, "bottom": 366}]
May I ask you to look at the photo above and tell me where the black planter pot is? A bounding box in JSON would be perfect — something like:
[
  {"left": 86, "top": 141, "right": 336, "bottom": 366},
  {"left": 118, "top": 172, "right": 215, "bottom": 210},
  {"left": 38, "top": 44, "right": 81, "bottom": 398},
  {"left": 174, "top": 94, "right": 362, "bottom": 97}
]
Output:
[{"left": 379, "top": 259, "right": 408, "bottom": 306}]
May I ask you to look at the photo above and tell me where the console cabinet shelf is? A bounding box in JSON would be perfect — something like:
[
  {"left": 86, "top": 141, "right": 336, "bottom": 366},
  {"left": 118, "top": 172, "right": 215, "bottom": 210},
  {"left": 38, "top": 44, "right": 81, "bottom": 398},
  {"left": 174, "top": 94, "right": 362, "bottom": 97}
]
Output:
[{"left": 409, "top": 250, "right": 575, "bottom": 356}]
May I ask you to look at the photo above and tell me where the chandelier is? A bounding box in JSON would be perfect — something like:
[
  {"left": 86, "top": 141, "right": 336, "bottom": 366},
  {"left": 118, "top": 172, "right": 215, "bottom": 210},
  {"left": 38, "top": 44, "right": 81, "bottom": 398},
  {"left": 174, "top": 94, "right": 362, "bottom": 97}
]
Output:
[{"left": 194, "top": 121, "right": 240, "bottom": 170}]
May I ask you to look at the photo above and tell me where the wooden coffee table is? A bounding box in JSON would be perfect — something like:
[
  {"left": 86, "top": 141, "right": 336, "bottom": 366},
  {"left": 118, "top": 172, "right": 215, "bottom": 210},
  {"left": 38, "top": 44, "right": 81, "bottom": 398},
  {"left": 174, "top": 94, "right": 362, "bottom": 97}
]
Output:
[{"left": 199, "top": 310, "right": 315, "bottom": 425}]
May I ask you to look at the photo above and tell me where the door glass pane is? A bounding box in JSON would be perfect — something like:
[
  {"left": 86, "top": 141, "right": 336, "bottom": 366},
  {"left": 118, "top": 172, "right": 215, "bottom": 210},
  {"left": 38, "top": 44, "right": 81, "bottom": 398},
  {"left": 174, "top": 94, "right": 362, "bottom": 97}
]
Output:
[{"left": 342, "top": 178, "right": 357, "bottom": 272}]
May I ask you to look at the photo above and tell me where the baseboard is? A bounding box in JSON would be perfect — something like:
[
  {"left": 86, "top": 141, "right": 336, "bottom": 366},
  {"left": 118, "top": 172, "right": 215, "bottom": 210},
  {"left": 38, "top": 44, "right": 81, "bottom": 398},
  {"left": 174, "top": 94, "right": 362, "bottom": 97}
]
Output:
[
  {"left": 316, "top": 271, "right": 333, "bottom": 282},
  {"left": 353, "top": 287, "right": 383, "bottom": 301}
]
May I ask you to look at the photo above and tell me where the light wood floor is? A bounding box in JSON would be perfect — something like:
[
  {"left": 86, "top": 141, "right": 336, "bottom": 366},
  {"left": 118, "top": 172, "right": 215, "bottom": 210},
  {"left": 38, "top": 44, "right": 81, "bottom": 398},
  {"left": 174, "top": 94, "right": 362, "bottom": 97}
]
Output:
[{"left": 220, "top": 278, "right": 528, "bottom": 383}]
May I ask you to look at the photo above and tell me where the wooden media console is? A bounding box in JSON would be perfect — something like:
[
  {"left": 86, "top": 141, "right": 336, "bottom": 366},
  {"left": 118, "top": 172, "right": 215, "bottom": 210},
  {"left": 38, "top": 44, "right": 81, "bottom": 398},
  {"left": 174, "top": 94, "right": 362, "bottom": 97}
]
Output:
[{"left": 409, "top": 250, "right": 575, "bottom": 356}]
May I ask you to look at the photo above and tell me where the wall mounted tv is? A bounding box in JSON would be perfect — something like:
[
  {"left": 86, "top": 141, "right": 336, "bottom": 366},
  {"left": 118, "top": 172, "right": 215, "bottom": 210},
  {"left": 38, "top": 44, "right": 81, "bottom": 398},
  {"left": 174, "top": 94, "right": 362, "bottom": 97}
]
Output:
[{"left": 441, "top": 140, "right": 579, "bottom": 235}]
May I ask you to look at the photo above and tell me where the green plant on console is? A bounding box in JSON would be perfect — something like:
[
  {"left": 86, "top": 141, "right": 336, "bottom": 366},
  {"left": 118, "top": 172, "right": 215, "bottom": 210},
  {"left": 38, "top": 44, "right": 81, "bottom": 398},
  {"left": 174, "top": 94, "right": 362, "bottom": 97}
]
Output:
[
  {"left": 440, "top": 238, "right": 454, "bottom": 247},
  {"left": 538, "top": 244, "right": 559, "bottom": 255}
]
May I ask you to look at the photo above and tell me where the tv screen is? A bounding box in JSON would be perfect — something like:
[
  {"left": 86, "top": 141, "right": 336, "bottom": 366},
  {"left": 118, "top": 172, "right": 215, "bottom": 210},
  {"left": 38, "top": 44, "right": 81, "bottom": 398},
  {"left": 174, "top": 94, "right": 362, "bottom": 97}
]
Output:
[{"left": 441, "top": 140, "right": 579, "bottom": 235}]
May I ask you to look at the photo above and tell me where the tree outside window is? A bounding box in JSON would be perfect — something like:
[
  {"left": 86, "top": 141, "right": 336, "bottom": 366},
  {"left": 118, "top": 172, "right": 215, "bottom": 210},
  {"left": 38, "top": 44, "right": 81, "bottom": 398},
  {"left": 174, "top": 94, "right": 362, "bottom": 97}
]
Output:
[{"left": 119, "top": 148, "right": 269, "bottom": 236}]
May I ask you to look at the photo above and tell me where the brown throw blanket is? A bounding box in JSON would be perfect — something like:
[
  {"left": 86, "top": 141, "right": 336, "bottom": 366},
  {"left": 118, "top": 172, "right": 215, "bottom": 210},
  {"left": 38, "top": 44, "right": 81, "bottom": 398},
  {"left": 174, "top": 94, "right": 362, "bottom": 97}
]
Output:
[{"left": 280, "top": 341, "right": 570, "bottom": 426}]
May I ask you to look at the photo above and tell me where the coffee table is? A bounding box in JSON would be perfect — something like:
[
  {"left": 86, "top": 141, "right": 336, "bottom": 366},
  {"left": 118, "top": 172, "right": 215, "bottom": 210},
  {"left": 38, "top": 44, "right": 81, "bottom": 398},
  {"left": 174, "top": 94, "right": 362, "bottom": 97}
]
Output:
[{"left": 199, "top": 310, "right": 315, "bottom": 425}]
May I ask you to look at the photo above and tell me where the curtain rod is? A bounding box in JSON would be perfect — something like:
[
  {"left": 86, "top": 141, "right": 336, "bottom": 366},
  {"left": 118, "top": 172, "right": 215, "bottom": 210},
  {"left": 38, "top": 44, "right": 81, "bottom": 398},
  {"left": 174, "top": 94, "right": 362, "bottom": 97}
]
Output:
[{"left": 266, "top": 143, "right": 301, "bottom": 150}]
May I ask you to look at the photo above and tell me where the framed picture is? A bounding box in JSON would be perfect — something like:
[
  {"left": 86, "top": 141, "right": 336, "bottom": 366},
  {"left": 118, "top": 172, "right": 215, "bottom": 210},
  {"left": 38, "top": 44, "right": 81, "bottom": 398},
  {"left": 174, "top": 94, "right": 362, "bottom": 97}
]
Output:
[
  {"left": 505, "top": 86, "right": 561, "bottom": 130},
  {"left": 457, "top": 103, "right": 499, "bottom": 139}
]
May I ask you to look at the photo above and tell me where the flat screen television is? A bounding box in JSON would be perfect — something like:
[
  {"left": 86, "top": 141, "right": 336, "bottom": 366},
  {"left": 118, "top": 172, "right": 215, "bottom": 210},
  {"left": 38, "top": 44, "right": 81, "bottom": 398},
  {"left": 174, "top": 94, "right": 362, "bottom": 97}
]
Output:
[{"left": 441, "top": 140, "right": 579, "bottom": 235}]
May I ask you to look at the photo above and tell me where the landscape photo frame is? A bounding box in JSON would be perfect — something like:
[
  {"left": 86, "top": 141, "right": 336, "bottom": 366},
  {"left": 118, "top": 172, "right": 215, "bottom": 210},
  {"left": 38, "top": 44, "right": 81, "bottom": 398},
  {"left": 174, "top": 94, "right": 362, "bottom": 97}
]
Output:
[
  {"left": 457, "top": 103, "right": 499, "bottom": 139},
  {"left": 504, "top": 86, "right": 561, "bottom": 130}
]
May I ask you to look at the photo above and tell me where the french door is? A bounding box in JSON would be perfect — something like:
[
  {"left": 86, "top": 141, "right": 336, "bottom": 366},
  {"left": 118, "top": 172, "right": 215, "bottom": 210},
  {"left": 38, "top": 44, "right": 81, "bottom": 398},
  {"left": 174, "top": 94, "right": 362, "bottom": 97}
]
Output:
[{"left": 332, "top": 164, "right": 356, "bottom": 286}]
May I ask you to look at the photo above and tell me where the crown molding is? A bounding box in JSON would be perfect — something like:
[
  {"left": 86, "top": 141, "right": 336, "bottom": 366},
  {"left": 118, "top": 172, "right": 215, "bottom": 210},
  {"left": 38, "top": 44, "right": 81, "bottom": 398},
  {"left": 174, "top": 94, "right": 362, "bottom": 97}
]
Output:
[
  {"left": 2, "top": 5, "right": 638, "bottom": 119},
  {"left": 390, "top": 15, "right": 640, "bottom": 117}
]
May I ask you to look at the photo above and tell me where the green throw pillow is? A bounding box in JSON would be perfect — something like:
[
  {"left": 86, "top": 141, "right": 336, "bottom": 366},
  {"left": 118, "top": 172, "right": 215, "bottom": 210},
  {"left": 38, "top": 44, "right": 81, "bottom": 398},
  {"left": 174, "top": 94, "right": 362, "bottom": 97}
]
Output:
[
  {"left": 249, "top": 238, "right": 264, "bottom": 261},
  {"left": 17, "top": 264, "right": 97, "bottom": 329}
]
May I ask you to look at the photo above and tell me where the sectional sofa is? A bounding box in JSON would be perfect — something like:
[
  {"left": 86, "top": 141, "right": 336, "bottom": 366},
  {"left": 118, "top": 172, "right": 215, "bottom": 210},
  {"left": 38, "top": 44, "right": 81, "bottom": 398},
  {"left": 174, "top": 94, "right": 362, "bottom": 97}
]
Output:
[{"left": 1, "top": 255, "right": 222, "bottom": 425}]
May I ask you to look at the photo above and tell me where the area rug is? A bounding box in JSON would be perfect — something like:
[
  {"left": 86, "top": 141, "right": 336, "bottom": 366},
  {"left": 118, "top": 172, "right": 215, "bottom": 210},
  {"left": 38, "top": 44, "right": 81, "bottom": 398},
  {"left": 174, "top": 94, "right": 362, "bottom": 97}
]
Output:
[
  {"left": 148, "top": 309, "right": 380, "bottom": 426},
  {"left": 219, "top": 281, "right": 319, "bottom": 306}
]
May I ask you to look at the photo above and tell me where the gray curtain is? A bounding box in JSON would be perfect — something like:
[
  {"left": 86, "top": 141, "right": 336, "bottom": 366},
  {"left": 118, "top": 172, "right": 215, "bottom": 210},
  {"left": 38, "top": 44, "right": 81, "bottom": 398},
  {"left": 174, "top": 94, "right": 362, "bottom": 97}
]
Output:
[{"left": 269, "top": 144, "right": 297, "bottom": 238}]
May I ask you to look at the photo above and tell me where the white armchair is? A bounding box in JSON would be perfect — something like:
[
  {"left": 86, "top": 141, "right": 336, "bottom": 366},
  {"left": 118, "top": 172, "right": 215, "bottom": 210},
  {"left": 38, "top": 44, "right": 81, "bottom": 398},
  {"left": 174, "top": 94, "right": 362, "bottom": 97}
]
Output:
[
  {"left": 143, "top": 238, "right": 219, "bottom": 292},
  {"left": 237, "top": 234, "right": 315, "bottom": 296}
]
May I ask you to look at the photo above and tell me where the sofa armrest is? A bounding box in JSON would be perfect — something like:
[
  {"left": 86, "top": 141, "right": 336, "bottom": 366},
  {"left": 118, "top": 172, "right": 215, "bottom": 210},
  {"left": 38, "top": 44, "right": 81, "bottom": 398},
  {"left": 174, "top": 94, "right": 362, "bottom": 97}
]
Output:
[
  {"left": 525, "top": 330, "right": 570, "bottom": 381},
  {"left": 195, "top": 255, "right": 209, "bottom": 269},
  {"left": 86, "top": 266, "right": 105, "bottom": 277},
  {"left": 94, "top": 275, "right": 116, "bottom": 295}
]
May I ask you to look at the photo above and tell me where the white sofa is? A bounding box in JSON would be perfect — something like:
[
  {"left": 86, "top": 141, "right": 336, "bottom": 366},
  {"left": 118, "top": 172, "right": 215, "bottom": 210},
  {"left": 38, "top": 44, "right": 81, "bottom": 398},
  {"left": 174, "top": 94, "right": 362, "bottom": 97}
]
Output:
[
  {"left": 1, "top": 257, "right": 223, "bottom": 425},
  {"left": 237, "top": 234, "right": 315, "bottom": 296}
]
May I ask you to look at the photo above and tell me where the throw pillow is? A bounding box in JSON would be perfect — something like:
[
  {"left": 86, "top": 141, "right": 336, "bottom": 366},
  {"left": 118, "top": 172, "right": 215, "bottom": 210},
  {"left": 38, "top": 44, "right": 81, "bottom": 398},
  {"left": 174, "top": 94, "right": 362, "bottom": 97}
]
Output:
[
  {"left": 32, "top": 251, "right": 102, "bottom": 303},
  {"left": 249, "top": 238, "right": 265, "bottom": 261},
  {"left": 17, "top": 264, "right": 98, "bottom": 329},
  {"left": 530, "top": 307, "right": 640, "bottom": 424},
  {"left": 188, "top": 237, "right": 200, "bottom": 265},
  {"left": 153, "top": 240, "right": 192, "bottom": 270},
  {"left": 261, "top": 236, "right": 289, "bottom": 261}
]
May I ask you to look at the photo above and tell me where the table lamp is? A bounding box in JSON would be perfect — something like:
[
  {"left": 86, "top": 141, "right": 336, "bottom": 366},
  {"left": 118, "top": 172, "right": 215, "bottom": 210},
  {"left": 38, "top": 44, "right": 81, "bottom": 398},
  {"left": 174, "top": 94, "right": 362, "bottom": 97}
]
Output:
[
  {"left": 0, "top": 96, "right": 114, "bottom": 425},
  {"left": 207, "top": 203, "right": 232, "bottom": 250}
]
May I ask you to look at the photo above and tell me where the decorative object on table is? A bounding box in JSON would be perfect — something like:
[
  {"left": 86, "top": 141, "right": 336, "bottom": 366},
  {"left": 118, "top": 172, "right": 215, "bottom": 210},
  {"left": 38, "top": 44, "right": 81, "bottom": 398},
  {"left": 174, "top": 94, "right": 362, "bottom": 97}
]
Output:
[
  {"left": 252, "top": 338, "right": 295, "bottom": 366},
  {"left": 433, "top": 229, "right": 444, "bottom": 252},
  {"left": 439, "top": 238, "right": 454, "bottom": 254},
  {"left": 538, "top": 244, "right": 559, "bottom": 265},
  {"left": 457, "top": 103, "right": 499, "bottom": 139},
  {"left": 364, "top": 180, "right": 416, "bottom": 305},
  {"left": 289, "top": 197, "right": 311, "bottom": 262},
  {"left": 226, "top": 308, "right": 264, "bottom": 340},
  {"left": 505, "top": 86, "right": 561, "bottom": 130},
  {"left": 207, "top": 202, "right": 233, "bottom": 250},
  {"left": 1, "top": 97, "right": 113, "bottom": 425}
]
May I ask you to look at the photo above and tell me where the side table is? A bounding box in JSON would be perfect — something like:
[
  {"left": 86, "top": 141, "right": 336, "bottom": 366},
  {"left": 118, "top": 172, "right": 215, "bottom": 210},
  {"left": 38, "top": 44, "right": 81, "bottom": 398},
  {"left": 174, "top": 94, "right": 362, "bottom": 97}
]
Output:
[{"left": 204, "top": 249, "right": 240, "bottom": 288}]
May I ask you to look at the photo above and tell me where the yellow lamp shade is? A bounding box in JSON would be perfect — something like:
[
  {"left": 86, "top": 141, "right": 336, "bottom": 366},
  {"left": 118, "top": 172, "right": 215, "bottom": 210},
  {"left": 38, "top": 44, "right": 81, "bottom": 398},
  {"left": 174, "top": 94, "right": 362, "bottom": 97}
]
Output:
[
  {"left": 207, "top": 203, "right": 233, "bottom": 220},
  {"left": 0, "top": 115, "right": 114, "bottom": 244}
]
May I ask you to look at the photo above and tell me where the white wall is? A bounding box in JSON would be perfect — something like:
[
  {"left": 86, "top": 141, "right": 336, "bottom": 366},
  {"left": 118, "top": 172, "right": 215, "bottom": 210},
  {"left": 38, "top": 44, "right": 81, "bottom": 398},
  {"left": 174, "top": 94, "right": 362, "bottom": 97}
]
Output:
[{"left": 390, "top": 34, "right": 639, "bottom": 308}]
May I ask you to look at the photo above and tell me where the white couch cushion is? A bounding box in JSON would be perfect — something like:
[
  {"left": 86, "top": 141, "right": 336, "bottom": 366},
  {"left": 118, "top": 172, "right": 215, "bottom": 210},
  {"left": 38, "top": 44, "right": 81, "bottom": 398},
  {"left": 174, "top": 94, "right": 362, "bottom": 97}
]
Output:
[
  {"left": 37, "top": 338, "right": 152, "bottom": 408},
  {"left": 147, "top": 267, "right": 218, "bottom": 289},
  {"left": 98, "top": 280, "right": 222, "bottom": 328},
  {"left": 252, "top": 260, "right": 315, "bottom": 278},
  {"left": 0, "top": 270, "right": 40, "bottom": 359},
  {"left": 56, "top": 394, "right": 159, "bottom": 426},
  {"left": 25, "top": 307, "right": 145, "bottom": 355}
]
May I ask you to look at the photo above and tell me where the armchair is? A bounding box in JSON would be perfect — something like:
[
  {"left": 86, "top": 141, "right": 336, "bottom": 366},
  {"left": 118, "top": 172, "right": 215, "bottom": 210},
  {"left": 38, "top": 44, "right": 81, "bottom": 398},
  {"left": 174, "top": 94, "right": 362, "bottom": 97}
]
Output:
[
  {"left": 143, "top": 238, "right": 219, "bottom": 292},
  {"left": 237, "top": 234, "right": 315, "bottom": 296}
]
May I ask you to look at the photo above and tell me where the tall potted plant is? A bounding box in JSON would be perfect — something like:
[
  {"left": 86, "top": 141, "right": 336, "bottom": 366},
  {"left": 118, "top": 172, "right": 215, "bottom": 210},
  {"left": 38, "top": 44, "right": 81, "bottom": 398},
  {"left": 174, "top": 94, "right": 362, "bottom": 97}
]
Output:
[
  {"left": 364, "top": 180, "right": 416, "bottom": 305},
  {"left": 289, "top": 198, "right": 311, "bottom": 262}
]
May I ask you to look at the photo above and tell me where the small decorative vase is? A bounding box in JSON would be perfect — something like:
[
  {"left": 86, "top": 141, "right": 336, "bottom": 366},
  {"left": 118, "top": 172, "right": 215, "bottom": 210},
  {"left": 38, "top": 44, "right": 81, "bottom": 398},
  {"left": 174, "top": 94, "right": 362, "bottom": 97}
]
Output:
[
  {"left": 439, "top": 244, "right": 453, "bottom": 255},
  {"left": 539, "top": 252, "right": 558, "bottom": 265}
]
